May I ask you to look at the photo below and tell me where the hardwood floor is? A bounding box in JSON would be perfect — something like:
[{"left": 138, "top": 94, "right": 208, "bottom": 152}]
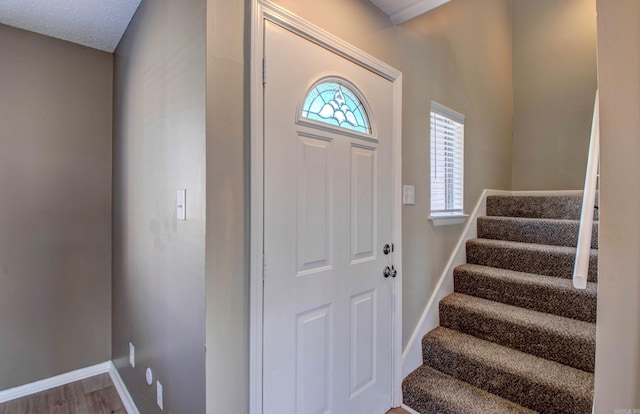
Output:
[
  {"left": 0, "top": 374, "right": 407, "bottom": 414},
  {"left": 0, "top": 373, "right": 124, "bottom": 414},
  {"left": 387, "top": 408, "right": 410, "bottom": 414}
]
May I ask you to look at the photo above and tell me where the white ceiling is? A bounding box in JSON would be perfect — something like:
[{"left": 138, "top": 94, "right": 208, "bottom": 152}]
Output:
[
  {"left": 369, "top": 0, "right": 451, "bottom": 24},
  {"left": 0, "top": 0, "right": 142, "bottom": 52}
]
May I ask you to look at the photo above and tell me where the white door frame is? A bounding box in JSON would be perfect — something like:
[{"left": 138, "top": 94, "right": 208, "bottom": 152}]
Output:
[{"left": 249, "top": 1, "right": 403, "bottom": 412}]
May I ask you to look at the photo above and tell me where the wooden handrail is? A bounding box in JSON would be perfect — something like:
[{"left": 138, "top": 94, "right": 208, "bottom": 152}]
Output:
[{"left": 573, "top": 90, "right": 599, "bottom": 289}]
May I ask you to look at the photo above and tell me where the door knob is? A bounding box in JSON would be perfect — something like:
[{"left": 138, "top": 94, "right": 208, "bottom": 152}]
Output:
[{"left": 383, "top": 265, "right": 397, "bottom": 278}]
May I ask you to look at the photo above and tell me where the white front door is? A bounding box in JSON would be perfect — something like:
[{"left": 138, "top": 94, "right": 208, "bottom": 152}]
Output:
[{"left": 263, "top": 21, "right": 396, "bottom": 414}]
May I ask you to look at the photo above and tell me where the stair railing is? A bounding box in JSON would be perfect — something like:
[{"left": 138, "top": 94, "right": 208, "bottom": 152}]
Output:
[{"left": 573, "top": 90, "right": 599, "bottom": 289}]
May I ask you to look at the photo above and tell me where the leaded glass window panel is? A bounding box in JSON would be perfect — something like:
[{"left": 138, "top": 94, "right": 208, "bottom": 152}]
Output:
[{"left": 301, "top": 81, "right": 372, "bottom": 134}]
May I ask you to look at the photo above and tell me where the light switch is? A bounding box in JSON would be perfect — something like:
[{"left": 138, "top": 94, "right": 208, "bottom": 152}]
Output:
[
  {"left": 129, "top": 342, "right": 135, "bottom": 368},
  {"left": 403, "top": 185, "right": 415, "bottom": 205},
  {"left": 157, "top": 380, "right": 164, "bottom": 410},
  {"left": 177, "top": 189, "right": 186, "bottom": 220}
]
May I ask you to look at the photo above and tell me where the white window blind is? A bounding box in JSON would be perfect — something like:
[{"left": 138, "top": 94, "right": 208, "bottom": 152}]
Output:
[{"left": 430, "top": 101, "right": 464, "bottom": 215}]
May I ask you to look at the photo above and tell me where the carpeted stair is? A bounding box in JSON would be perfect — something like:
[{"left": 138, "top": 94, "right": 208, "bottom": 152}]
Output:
[{"left": 403, "top": 194, "right": 597, "bottom": 413}]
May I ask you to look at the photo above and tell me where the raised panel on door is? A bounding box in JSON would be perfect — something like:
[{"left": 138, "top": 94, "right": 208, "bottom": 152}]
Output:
[
  {"left": 296, "top": 304, "right": 334, "bottom": 414},
  {"left": 350, "top": 289, "right": 377, "bottom": 398},
  {"left": 297, "top": 135, "right": 333, "bottom": 276},
  {"left": 350, "top": 144, "right": 377, "bottom": 264}
]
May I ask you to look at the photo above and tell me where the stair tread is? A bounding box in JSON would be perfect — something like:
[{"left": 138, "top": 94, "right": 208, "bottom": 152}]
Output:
[
  {"left": 466, "top": 238, "right": 598, "bottom": 281},
  {"left": 440, "top": 293, "right": 596, "bottom": 370},
  {"left": 481, "top": 216, "right": 590, "bottom": 224},
  {"left": 486, "top": 194, "right": 594, "bottom": 220},
  {"left": 454, "top": 264, "right": 597, "bottom": 322},
  {"left": 468, "top": 237, "right": 595, "bottom": 254},
  {"left": 455, "top": 263, "right": 598, "bottom": 293},
  {"left": 477, "top": 216, "right": 598, "bottom": 249},
  {"left": 423, "top": 327, "right": 594, "bottom": 409},
  {"left": 403, "top": 365, "right": 536, "bottom": 414},
  {"left": 441, "top": 292, "right": 595, "bottom": 342}
]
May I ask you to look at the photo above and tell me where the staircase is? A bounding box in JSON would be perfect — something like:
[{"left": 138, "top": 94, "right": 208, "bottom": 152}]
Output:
[{"left": 403, "top": 194, "right": 598, "bottom": 414}]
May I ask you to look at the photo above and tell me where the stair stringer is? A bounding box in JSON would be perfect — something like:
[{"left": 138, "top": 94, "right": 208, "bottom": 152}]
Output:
[{"left": 401, "top": 189, "right": 584, "bottom": 379}]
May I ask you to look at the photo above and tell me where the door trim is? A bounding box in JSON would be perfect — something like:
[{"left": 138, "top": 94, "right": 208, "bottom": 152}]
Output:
[{"left": 249, "top": 2, "right": 403, "bottom": 412}]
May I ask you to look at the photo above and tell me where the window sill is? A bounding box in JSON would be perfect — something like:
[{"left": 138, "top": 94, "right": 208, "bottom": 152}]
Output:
[{"left": 428, "top": 213, "right": 469, "bottom": 227}]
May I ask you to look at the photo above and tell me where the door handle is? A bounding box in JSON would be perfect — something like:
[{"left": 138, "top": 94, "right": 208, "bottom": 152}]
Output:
[{"left": 383, "top": 265, "right": 397, "bottom": 278}]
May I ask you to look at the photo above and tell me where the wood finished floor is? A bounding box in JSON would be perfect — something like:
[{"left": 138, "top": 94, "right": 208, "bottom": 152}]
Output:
[
  {"left": 387, "top": 408, "right": 410, "bottom": 414},
  {"left": 0, "top": 373, "right": 124, "bottom": 414},
  {"left": 0, "top": 373, "right": 408, "bottom": 414}
]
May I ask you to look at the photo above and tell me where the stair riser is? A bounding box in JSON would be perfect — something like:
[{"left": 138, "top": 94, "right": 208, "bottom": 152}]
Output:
[
  {"left": 454, "top": 269, "right": 597, "bottom": 322},
  {"left": 399, "top": 397, "right": 450, "bottom": 414},
  {"left": 402, "top": 366, "right": 536, "bottom": 414},
  {"left": 439, "top": 302, "right": 595, "bottom": 372},
  {"left": 422, "top": 338, "right": 594, "bottom": 414},
  {"left": 477, "top": 217, "right": 598, "bottom": 249},
  {"left": 466, "top": 242, "right": 598, "bottom": 282},
  {"left": 486, "top": 195, "right": 598, "bottom": 220}
]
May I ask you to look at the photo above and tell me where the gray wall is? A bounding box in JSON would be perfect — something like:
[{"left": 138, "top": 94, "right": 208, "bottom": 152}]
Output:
[
  {"left": 112, "top": 0, "right": 207, "bottom": 412},
  {"left": 205, "top": 0, "right": 249, "bottom": 412},
  {"left": 397, "top": 0, "right": 513, "bottom": 346},
  {"left": 594, "top": 0, "right": 640, "bottom": 410},
  {"left": 0, "top": 24, "right": 112, "bottom": 390},
  {"left": 511, "top": 0, "right": 597, "bottom": 190}
]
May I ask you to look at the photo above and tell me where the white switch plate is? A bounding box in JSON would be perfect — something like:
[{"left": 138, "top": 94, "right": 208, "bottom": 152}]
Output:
[
  {"left": 177, "top": 189, "right": 186, "bottom": 220},
  {"left": 157, "top": 380, "right": 164, "bottom": 410},
  {"left": 129, "top": 342, "right": 135, "bottom": 368},
  {"left": 403, "top": 185, "right": 415, "bottom": 205}
]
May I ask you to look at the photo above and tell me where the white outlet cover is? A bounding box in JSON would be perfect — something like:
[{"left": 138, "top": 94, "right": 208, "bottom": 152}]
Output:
[
  {"left": 146, "top": 368, "right": 153, "bottom": 385},
  {"left": 129, "top": 342, "right": 135, "bottom": 368},
  {"left": 157, "top": 380, "right": 164, "bottom": 410}
]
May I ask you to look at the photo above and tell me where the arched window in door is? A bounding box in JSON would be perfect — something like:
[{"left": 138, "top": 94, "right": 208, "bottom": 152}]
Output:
[{"left": 301, "top": 80, "right": 372, "bottom": 135}]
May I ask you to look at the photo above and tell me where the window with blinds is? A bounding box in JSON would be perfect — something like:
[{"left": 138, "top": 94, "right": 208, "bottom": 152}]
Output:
[{"left": 430, "top": 101, "right": 464, "bottom": 215}]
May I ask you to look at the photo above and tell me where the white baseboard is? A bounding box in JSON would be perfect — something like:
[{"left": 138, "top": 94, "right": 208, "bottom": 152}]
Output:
[
  {"left": 108, "top": 363, "right": 140, "bottom": 414},
  {"left": 507, "top": 189, "right": 583, "bottom": 196},
  {"left": 0, "top": 360, "right": 140, "bottom": 414},
  {"left": 401, "top": 403, "right": 421, "bottom": 414},
  {"left": 0, "top": 361, "right": 111, "bottom": 403}
]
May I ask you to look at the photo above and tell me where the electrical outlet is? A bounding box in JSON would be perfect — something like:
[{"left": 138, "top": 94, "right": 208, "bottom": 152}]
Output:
[
  {"left": 157, "top": 380, "right": 164, "bottom": 410},
  {"left": 129, "top": 342, "right": 135, "bottom": 368}
]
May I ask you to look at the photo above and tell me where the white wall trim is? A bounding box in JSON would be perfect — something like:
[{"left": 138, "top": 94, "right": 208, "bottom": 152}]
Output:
[
  {"left": 401, "top": 189, "right": 511, "bottom": 377},
  {"left": 0, "top": 361, "right": 111, "bottom": 403},
  {"left": 258, "top": 1, "right": 401, "bottom": 81},
  {"left": 508, "top": 190, "right": 583, "bottom": 196},
  {"left": 389, "top": 0, "right": 451, "bottom": 25},
  {"left": 391, "top": 71, "right": 404, "bottom": 408},
  {"left": 108, "top": 363, "right": 140, "bottom": 414},
  {"left": 250, "top": 1, "right": 403, "bottom": 411},
  {"left": 401, "top": 403, "right": 422, "bottom": 414},
  {"left": 0, "top": 361, "right": 140, "bottom": 414}
]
